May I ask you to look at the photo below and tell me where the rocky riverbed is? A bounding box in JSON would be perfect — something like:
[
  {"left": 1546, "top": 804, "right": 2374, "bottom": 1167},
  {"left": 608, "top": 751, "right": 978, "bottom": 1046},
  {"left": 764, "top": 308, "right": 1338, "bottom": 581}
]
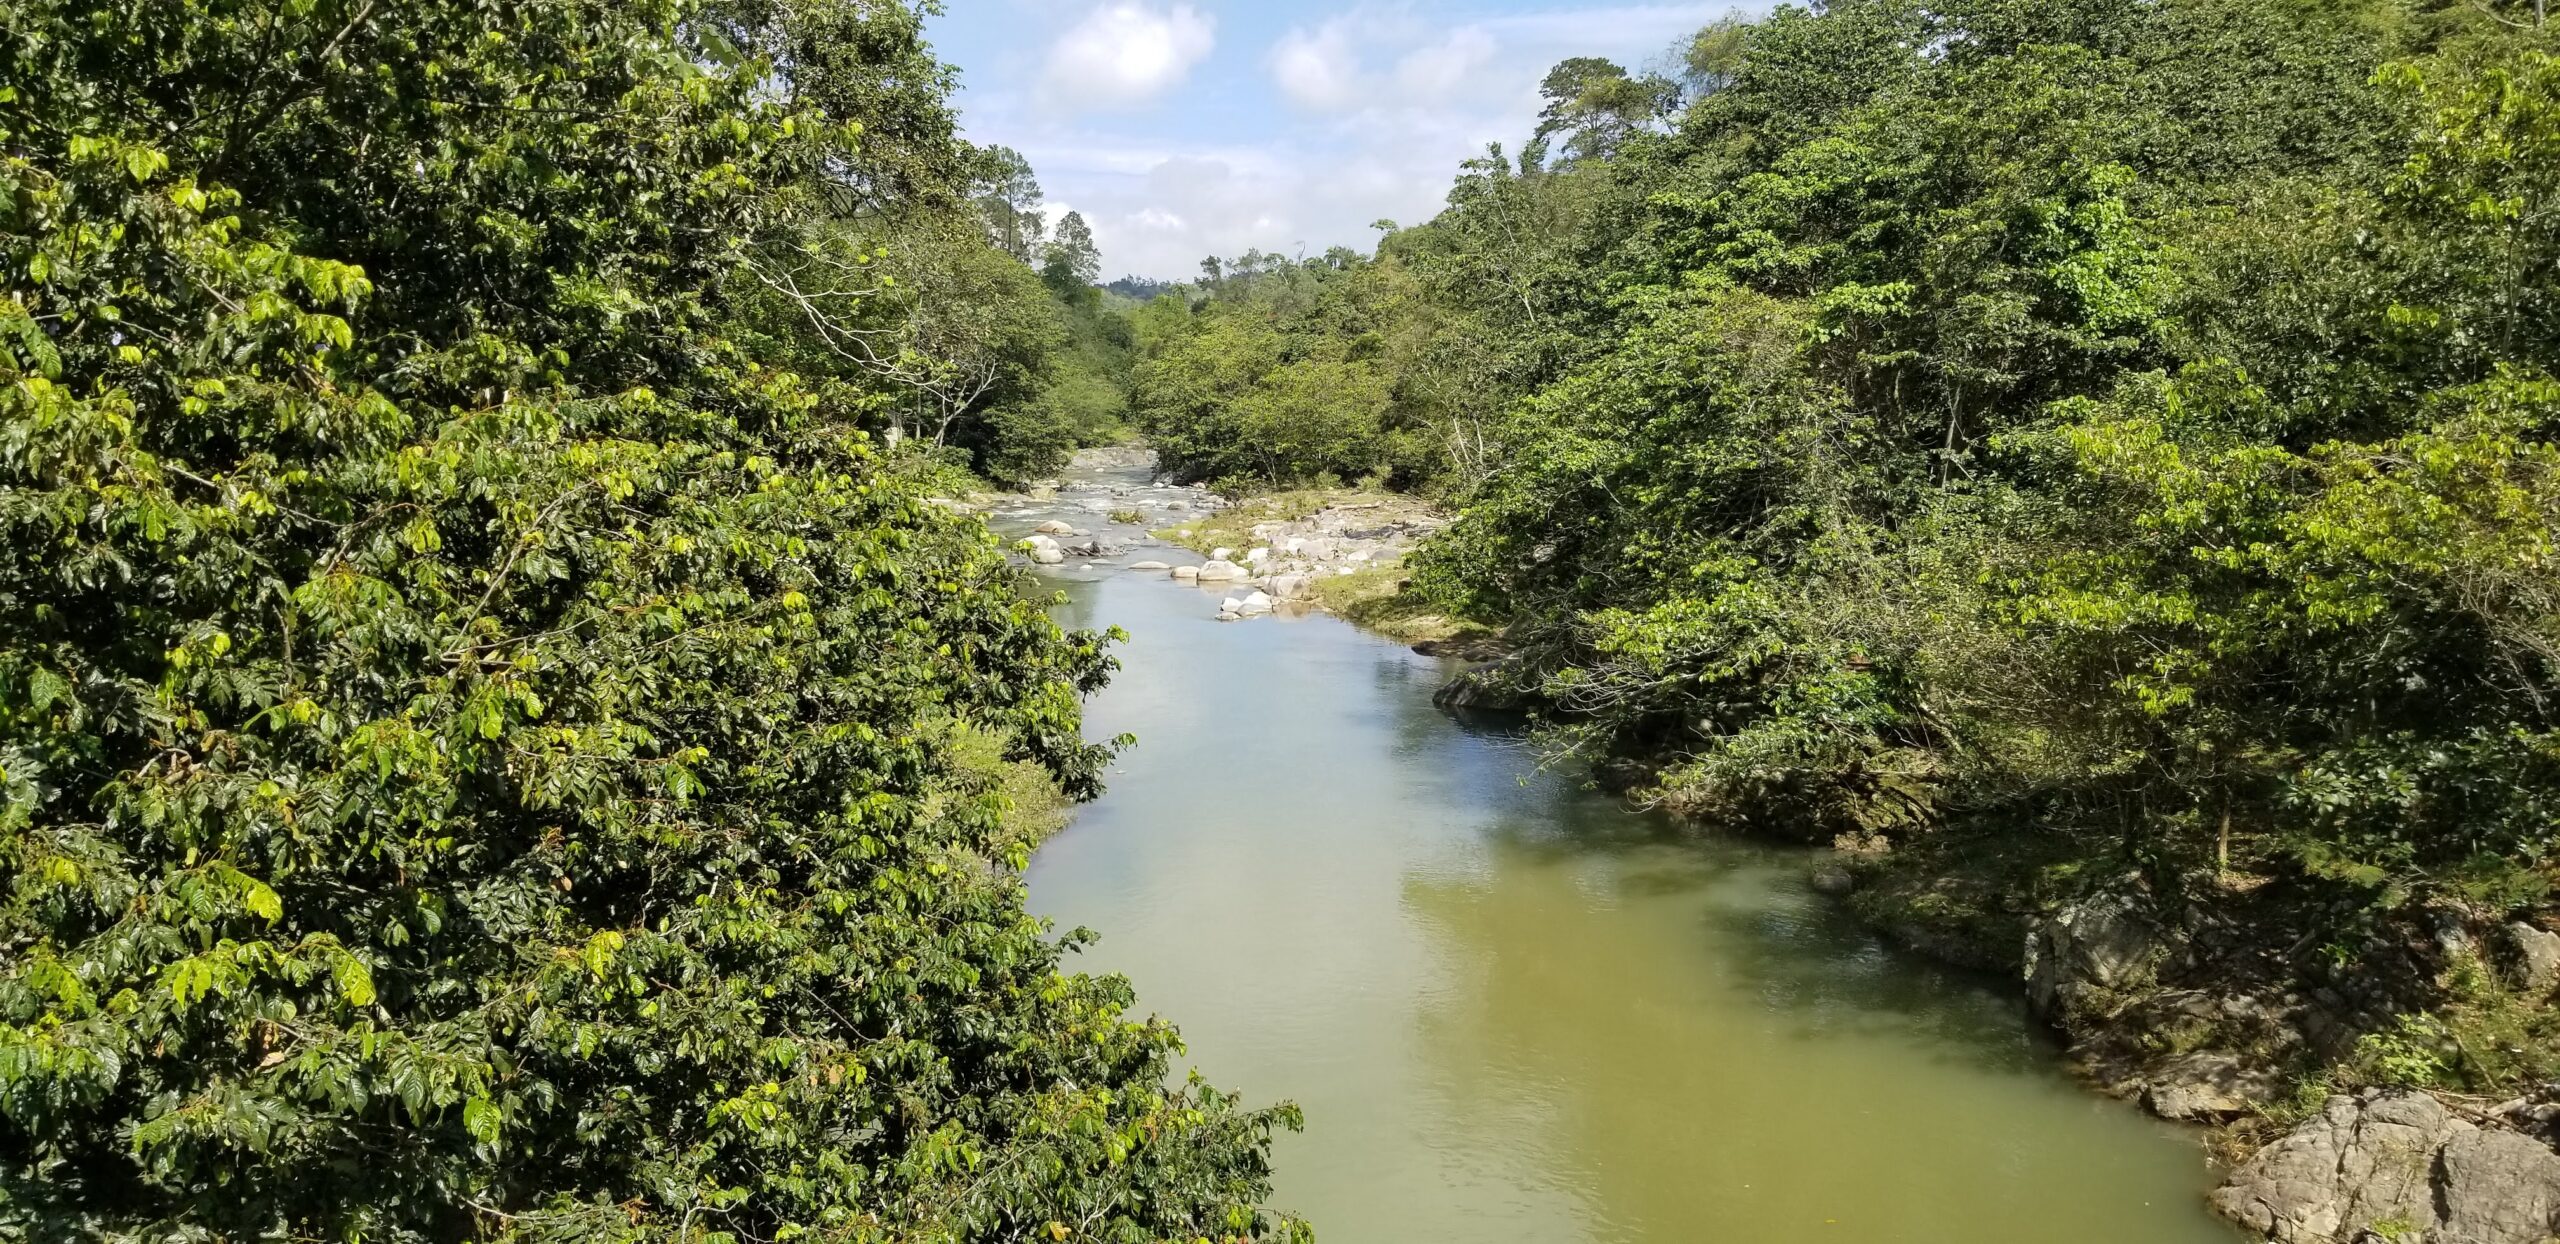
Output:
[
  {"left": 968, "top": 446, "right": 1470, "bottom": 633},
  {"left": 2001, "top": 883, "right": 2560, "bottom": 1243}
]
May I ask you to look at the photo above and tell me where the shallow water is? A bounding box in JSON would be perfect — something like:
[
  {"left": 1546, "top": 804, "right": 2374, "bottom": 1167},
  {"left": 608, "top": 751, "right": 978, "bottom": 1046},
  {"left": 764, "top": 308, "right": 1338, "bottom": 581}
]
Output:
[{"left": 1003, "top": 462, "right": 2242, "bottom": 1244}]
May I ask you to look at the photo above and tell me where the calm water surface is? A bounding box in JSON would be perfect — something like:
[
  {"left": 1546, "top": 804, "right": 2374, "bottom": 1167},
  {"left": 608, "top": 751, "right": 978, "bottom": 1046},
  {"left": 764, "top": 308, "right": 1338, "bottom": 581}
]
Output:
[{"left": 1004, "top": 467, "right": 2241, "bottom": 1244}]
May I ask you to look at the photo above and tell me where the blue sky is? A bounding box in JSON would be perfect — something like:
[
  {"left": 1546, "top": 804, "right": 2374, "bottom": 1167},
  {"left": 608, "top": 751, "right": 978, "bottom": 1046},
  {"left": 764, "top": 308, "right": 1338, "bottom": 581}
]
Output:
[{"left": 926, "top": 2, "right": 1753, "bottom": 280}]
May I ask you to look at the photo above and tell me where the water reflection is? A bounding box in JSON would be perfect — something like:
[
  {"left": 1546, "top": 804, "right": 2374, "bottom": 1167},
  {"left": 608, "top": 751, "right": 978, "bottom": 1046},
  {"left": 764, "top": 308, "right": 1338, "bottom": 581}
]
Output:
[{"left": 1022, "top": 517, "right": 2236, "bottom": 1244}]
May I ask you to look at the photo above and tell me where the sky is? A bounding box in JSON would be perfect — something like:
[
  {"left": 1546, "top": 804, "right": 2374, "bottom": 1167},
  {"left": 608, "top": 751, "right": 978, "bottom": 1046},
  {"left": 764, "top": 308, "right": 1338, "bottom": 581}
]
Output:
[{"left": 925, "top": 2, "right": 1754, "bottom": 282}]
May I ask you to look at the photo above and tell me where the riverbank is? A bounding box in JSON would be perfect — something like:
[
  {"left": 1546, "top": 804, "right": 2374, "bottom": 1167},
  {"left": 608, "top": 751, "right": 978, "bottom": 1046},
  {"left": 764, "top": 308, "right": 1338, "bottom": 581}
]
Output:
[
  {"left": 1008, "top": 469, "right": 2241, "bottom": 1242},
  {"left": 978, "top": 449, "right": 2560, "bottom": 1243}
]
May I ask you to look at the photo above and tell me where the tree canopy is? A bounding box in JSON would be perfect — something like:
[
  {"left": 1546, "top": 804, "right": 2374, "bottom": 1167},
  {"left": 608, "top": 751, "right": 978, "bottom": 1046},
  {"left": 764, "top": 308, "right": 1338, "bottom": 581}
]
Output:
[
  {"left": 0, "top": 0, "right": 1287, "bottom": 1238},
  {"left": 1130, "top": 0, "right": 2560, "bottom": 1088}
]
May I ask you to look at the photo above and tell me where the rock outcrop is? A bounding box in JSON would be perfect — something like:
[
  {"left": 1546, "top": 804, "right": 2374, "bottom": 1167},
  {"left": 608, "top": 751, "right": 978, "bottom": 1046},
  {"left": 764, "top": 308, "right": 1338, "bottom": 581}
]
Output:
[
  {"left": 2023, "top": 892, "right": 2166, "bottom": 1024},
  {"left": 2500, "top": 921, "right": 2560, "bottom": 995},
  {"left": 2213, "top": 1092, "right": 2560, "bottom": 1244},
  {"left": 2142, "top": 1051, "right": 2283, "bottom": 1122}
]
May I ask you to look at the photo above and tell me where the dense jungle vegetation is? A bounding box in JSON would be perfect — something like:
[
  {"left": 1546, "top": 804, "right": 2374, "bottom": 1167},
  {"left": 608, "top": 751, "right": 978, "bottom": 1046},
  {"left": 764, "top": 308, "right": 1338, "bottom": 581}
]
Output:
[
  {"left": 1131, "top": 0, "right": 2560, "bottom": 1082},
  {"left": 0, "top": 0, "right": 1284, "bottom": 1240}
]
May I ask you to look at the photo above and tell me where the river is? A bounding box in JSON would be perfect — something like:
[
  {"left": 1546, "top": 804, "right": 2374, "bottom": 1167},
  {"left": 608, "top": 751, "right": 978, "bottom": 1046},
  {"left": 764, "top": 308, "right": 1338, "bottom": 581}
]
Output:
[{"left": 994, "top": 457, "right": 2243, "bottom": 1244}]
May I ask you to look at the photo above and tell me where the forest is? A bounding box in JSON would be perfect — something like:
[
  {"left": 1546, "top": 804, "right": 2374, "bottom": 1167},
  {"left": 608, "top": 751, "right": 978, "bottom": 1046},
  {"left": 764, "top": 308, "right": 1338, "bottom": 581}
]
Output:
[
  {"left": 1129, "top": 0, "right": 2560, "bottom": 1096},
  {"left": 0, "top": 0, "right": 1281, "bottom": 1239},
  {"left": 8, "top": 0, "right": 2560, "bottom": 1237}
]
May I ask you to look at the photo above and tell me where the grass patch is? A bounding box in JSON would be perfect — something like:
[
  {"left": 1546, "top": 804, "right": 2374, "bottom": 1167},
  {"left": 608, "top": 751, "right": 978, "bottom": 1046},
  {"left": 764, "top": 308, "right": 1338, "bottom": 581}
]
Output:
[
  {"left": 1149, "top": 488, "right": 1368, "bottom": 554},
  {"left": 2336, "top": 951, "right": 2560, "bottom": 1096},
  {"left": 1313, "top": 565, "right": 1501, "bottom": 647}
]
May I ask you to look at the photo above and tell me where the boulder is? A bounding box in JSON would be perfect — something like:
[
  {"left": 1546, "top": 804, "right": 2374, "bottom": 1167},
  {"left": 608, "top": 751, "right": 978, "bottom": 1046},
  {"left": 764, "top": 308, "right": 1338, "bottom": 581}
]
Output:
[
  {"left": 1035, "top": 520, "right": 1075, "bottom": 535},
  {"left": 1264, "top": 574, "right": 1314, "bottom": 601},
  {"left": 1023, "top": 536, "right": 1065, "bottom": 566},
  {"left": 1216, "top": 597, "right": 1244, "bottom": 621},
  {"left": 2212, "top": 1092, "right": 2560, "bottom": 1244},
  {"left": 2024, "top": 892, "right": 2165, "bottom": 1023},
  {"left": 1171, "top": 566, "right": 1200, "bottom": 583},
  {"left": 1129, "top": 561, "right": 1172, "bottom": 572},
  {"left": 1211, "top": 546, "right": 1236, "bottom": 561},
  {"left": 1244, "top": 547, "right": 1271, "bottom": 567},
  {"left": 2144, "top": 1051, "right": 2282, "bottom": 1122},
  {"left": 1196, "top": 560, "right": 1247, "bottom": 582},
  {"left": 2502, "top": 922, "right": 2560, "bottom": 995},
  {"left": 1810, "top": 867, "right": 1856, "bottom": 898},
  {"left": 1237, "top": 591, "right": 1274, "bottom": 616}
]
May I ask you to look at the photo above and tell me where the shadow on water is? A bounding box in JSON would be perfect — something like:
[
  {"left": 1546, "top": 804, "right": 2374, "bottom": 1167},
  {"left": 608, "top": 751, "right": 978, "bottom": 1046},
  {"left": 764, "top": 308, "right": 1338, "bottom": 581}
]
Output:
[
  {"left": 1022, "top": 526, "right": 2238, "bottom": 1244},
  {"left": 1373, "top": 651, "right": 2059, "bottom": 1075}
]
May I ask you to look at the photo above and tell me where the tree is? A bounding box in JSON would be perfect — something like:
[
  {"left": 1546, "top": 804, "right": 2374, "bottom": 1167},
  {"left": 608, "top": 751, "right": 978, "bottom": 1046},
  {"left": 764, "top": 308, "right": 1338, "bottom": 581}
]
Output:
[
  {"left": 0, "top": 0, "right": 1300, "bottom": 1237},
  {"left": 1043, "top": 210, "right": 1103, "bottom": 296},
  {"left": 973, "top": 144, "right": 1047, "bottom": 262},
  {"left": 1523, "top": 57, "right": 1681, "bottom": 169},
  {"left": 1684, "top": 17, "right": 1751, "bottom": 96},
  {"left": 734, "top": 213, "right": 1071, "bottom": 477}
]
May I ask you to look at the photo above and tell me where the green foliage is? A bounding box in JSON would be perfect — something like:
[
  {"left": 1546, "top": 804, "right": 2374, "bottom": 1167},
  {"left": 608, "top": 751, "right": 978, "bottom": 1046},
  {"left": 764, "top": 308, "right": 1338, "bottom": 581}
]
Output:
[
  {"left": 1042, "top": 211, "right": 1103, "bottom": 297},
  {"left": 2348, "top": 953, "right": 2560, "bottom": 1094},
  {"left": 0, "top": 0, "right": 1296, "bottom": 1238},
  {"left": 1131, "top": 252, "right": 1456, "bottom": 492},
  {"left": 1238, "top": 0, "right": 2560, "bottom": 926}
]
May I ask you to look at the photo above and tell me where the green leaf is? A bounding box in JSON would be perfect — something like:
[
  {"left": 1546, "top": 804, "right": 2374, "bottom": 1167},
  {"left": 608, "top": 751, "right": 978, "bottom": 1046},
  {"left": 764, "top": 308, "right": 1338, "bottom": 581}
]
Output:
[
  {"left": 462, "top": 1097, "right": 501, "bottom": 1147},
  {"left": 333, "top": 955, "right": 376, "bottom": 1008}
]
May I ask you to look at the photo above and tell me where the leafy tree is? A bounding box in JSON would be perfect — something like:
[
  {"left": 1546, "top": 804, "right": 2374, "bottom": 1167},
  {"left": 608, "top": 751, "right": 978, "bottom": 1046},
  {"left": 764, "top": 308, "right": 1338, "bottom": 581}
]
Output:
[
  {"left": 973, "top": 145, "right": 1047, "bottom": 264},
  {"left": 0, "top": 0, "right": 1299, "bottom": 1238},
  {"left": 1523, "top": 58, "right": 1681, "bottom": 170},
  {"left": 1043, "top": 210, "right": 1103, "bottom": 297}
]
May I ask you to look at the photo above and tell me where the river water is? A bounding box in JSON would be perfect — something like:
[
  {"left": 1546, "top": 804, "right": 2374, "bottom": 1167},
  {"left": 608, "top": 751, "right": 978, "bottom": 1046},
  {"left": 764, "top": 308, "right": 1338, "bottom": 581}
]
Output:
[{"left": 996, "top": 459, "right": 2242, "bottom": 1244}]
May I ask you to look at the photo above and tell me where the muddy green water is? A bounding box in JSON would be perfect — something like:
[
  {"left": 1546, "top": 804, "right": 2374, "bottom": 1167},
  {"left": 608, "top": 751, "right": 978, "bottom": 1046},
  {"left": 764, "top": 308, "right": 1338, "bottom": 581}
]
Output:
[{"left": 1006, "top": 473, "right": 2241, "bottom": 1244}]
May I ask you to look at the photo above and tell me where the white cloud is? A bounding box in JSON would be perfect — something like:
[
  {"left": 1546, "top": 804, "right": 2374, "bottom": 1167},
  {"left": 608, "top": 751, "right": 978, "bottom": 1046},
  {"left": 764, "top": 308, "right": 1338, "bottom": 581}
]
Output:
[
  {"left": 1267, "top": 15, "right": 1549, "bottom": 117},
  {"left": 1270, "top": 20, "right": 1364, "bottom": 112},
  {"left": 1395, "top": 28, "right": 1501, "bottom": 99},
  {"left": 959, "top": 3, "right": 1764, "bottom": 277},
  {"left": 1043, "top": 4, "right": 1215, "bottom": 111}
]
